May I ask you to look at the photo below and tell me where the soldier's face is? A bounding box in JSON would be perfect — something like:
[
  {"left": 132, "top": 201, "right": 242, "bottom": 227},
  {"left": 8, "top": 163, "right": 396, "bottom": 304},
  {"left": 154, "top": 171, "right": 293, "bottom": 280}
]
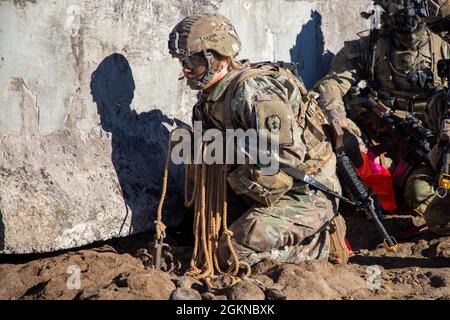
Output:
[
  {"left": 178, "top": 54, "right": 208, "bottom": 90},
  {"left": 176, "top": 52, "right": 229, "bottom": 91}
]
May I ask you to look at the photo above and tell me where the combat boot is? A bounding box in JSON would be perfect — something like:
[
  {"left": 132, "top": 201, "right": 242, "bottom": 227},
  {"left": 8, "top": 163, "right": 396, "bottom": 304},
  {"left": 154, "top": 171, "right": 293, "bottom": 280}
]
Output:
[
  {"left": 328, "top": 214, "right": 349, "bottom": 265},
  {"left": 424, "top": 194, "right": 450, "bottom": 236}
]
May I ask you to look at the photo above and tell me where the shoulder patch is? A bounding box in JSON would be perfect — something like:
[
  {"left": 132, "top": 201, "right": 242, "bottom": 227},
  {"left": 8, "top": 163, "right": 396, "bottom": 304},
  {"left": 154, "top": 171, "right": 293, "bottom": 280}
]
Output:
[{"left": 265, "top": 114, "right": 281, "bottom": 134}]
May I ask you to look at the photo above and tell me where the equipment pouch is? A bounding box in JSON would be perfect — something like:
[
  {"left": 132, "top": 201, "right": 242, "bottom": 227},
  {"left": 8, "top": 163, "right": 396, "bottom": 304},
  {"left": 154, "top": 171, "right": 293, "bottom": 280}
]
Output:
[{"left": 227, "top": 164, "right": 293, "bottom": 206}]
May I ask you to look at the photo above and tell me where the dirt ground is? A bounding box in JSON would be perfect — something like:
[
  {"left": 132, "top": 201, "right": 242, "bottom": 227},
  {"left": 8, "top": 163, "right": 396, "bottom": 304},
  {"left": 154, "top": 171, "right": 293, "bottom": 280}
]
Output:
[{"left": 1, "top": 212, "right": 449, "bottom": 300}]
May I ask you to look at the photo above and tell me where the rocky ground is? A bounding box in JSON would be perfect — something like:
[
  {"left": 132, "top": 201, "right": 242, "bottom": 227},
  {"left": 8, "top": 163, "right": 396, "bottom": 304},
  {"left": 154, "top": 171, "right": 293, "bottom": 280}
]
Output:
[{"left": 1, "top": 212, "right": 450, "bottom": 300}]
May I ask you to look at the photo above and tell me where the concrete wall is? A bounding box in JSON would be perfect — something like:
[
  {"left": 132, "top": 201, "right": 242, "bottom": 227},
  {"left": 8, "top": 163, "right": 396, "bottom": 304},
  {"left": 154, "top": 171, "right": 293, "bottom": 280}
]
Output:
[{"left": 0, "top": 0, "right": 371, "bottom": 254}]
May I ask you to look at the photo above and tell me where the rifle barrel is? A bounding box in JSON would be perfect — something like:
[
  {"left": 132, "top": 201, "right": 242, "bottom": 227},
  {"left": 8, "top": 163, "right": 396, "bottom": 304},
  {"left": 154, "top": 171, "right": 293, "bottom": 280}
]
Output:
[{"left": 363, "top": 202, "right": 398, "bottom": 252}]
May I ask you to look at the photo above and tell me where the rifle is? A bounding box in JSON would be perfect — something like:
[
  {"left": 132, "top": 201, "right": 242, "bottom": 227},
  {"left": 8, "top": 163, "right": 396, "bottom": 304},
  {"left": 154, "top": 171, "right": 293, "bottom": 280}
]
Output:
[
  {"left": 355, "top": 89, "right": 433, "bottom": 166},
  {"left": 437, "top": 59, "right": 450, "bottom": 195},
  {"left": 239, "top": 136, "right": 398, "bottom": 253},
  {"left": 329, "top": 120, "right": 398, "bottom": 253},
  {"left": 361, "top": 3, "right": 382, "bottom": 83},
  {"left": 279, "top": 160, "right": 397, "bottom": 253}
]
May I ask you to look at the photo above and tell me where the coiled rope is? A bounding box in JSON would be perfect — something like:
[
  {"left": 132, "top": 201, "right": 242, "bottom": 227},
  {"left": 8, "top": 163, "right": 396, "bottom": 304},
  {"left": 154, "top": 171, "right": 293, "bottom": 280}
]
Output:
[{"left": 156, "top": 133, "right": 251, "bottom": 287}]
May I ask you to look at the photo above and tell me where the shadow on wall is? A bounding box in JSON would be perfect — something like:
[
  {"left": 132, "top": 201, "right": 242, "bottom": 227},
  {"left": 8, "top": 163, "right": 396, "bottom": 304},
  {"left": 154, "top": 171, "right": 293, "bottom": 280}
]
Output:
[
  {"left": 90, "top": 53, "right": 186, "bottom": 235},
  {"left": 0, "top": 209, "right": 4, "bottom": 251},
  {"left": 290, "top": 10, "right": 335, "bottom": 89}
]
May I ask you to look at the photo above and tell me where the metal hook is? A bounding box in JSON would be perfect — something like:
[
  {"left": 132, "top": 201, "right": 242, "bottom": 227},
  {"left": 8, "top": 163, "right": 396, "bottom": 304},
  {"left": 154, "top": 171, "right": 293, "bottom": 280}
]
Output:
[
  {"left": 152, "top": 235, "right": 168, "bottom": 270},
  {"left": 436, "top": 185, "right": 448, "bottom": 199}
]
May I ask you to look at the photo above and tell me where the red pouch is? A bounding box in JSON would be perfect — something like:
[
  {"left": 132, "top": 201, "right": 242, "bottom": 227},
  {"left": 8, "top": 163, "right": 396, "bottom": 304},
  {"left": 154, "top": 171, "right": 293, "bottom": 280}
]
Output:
[{"left": 356, "top": 151, "right": 397, "bottom": 212}]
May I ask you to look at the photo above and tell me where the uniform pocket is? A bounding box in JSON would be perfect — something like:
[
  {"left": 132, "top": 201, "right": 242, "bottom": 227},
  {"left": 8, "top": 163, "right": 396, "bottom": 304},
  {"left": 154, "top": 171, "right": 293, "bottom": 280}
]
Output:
[{"left": 227, "top": 164, "right": 293, "bottom": 206}]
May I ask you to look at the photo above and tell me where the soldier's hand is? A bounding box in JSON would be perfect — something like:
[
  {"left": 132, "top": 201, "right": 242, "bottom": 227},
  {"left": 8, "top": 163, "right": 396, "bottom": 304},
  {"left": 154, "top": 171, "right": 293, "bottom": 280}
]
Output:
[{"left": 339, "top": 118, "right": 362, "bottom": 138}]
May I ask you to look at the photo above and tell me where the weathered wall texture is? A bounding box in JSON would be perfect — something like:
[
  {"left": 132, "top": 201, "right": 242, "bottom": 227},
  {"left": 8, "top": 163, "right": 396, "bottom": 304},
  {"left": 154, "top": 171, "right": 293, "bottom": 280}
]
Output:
[{"left": 0, "top": 0, "right": 370, "bottom": 254}]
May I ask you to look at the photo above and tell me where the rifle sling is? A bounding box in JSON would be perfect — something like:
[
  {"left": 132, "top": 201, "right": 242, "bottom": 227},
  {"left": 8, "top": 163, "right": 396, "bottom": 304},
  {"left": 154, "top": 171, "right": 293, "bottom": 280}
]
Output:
[{"left": 279, "top": 165, "right": 356, "bottom": 206}]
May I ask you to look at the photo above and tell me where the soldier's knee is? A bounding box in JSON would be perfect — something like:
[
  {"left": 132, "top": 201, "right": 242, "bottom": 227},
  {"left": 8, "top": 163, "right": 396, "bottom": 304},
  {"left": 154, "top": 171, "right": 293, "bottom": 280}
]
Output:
[
  {"left": 404, "top": 168, "right": 435, "bottom": 210},
  {"left": 424, "top": 196, "right": 450, "bottom": 236},
  {"left": 235, "top": 218, "right": 281, "bottom": 252}
]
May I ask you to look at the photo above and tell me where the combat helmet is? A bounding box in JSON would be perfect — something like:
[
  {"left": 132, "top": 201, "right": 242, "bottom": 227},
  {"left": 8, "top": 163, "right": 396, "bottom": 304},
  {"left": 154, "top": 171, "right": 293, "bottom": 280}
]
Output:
[
  {"left": 375, "top": 0, "right": 430, "bottom": 31},
  {"left": 168, "top": 13, "right": 241, "bottom": 89},
  {"left": 168, "top": 12, "right": 241, "bottom": 58}
]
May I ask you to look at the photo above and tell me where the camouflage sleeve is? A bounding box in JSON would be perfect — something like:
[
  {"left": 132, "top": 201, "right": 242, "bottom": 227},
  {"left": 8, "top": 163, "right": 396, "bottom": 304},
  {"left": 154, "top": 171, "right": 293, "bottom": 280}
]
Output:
[
  {"left": 313, "top": 38, "right": 367, "bottom": 122},
  {"left": 425, "top": 90, "right": 445, "bottom": 136},
  {"left": 443, "top": 41, "right": 450, "bottom": 88},
  {"left": 226, "top": 75, "right": 305, "bottom": 206},
  {"left": 230, "top": 75, "right": 306, "bottom": 166},
  {"left": 192, "top": 101, "right": 203, "bottom": 126},
  {"left": 426, "top": 38, "right": 450, "bottom": 136},
  {"left": 230, "top": 76, "right": 285, "bottom": 128},
  {"left": 230, "top": 75, "right": 300, "bottom": 128},
  {"left": 426, "top": 89, "right": 450, "bottom": 169}
]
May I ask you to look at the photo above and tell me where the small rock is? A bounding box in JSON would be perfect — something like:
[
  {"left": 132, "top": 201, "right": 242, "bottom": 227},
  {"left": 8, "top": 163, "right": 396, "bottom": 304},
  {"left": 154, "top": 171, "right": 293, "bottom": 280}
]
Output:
[
  {"left": 78, "top": 286, "right": 102, "bottom": 300},
  {"left": 126, "top": 270, "right": 175, "bottom": 299},
  {"left": 201, "top": 292, "right": 216, "bottom": 300},
  {"left": 252, "top": 275, "right": 274, "bottom": 291},
  {"left": 173, "top": 276, "right": 203, "bottom": 290},
  {"left": 207, "top": 275, "right": 234, "bottom": 289},
  {"left": 113, "top": 273, "right": 129, "bottom": 288},
  {"left": 252, "top": 259, "right": 279, "bottom": 275},
  {"left": 393, "top": 244, "right": 412, "bottom": 257},
  {"left": 171, "top": 288, "right": 202, "bottom": 300},
  {"left": 411, "top": 241, "right": 430, "bottom": 256},
  {"left": 227, "top": 280, "right": 265, "bottom": 300},
  {"left": 265, "top": 288, "right": 287, "bottom": 300},
  {"left": 429, "top": 238, "right": 440, "bottom": 245},
  {"left": 201, "top": 292, "right": 227, "bottom": 300},
  {"left": 270, "top": 264, "right": 339, "bottom": 300},
  {"left": 436, "top": 239, "right": 450, "bottom": 258},
  {"left": 359, "top": 249, "right": 369, "bottom": 255}
]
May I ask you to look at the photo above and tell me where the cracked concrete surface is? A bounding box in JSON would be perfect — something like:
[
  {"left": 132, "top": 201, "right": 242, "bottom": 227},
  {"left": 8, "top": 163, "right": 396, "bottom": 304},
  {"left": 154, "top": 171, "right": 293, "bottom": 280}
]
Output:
[{"left": 0, "top": 0, "right": 370, "bottom": 253}]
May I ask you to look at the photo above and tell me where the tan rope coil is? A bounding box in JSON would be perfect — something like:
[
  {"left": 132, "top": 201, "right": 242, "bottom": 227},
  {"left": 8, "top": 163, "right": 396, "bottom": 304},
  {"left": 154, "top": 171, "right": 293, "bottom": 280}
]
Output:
[{"left": 156, "top": 134, "right": 251, "bottom": 287}]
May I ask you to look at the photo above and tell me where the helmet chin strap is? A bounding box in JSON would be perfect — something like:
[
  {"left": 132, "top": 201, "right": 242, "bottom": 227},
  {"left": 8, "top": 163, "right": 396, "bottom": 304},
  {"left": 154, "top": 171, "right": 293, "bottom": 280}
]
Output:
[
  {"left": 199, "top": 51, "right": 215, "bottom": 89},
  {"left": 182, "top": 51, "right": 217, "bottom": 90}
]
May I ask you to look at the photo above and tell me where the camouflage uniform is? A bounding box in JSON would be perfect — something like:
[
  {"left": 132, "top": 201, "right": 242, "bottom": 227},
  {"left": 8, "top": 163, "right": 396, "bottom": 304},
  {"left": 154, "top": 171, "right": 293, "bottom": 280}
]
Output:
[
  {"left": 314, "top": 2, "right": 450, "bottom": 216},
  {"left": 426, "top": 0, "right": 450, "bottom": 43},
  {"left": 424, "top": 72, "right": 450, "bottom": 235},
  {"left": 169, "top": 13, "right": 347, "bottom": 267},
  {"left": 423, "top": 1, "right": 450, "bottom": 234}
]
